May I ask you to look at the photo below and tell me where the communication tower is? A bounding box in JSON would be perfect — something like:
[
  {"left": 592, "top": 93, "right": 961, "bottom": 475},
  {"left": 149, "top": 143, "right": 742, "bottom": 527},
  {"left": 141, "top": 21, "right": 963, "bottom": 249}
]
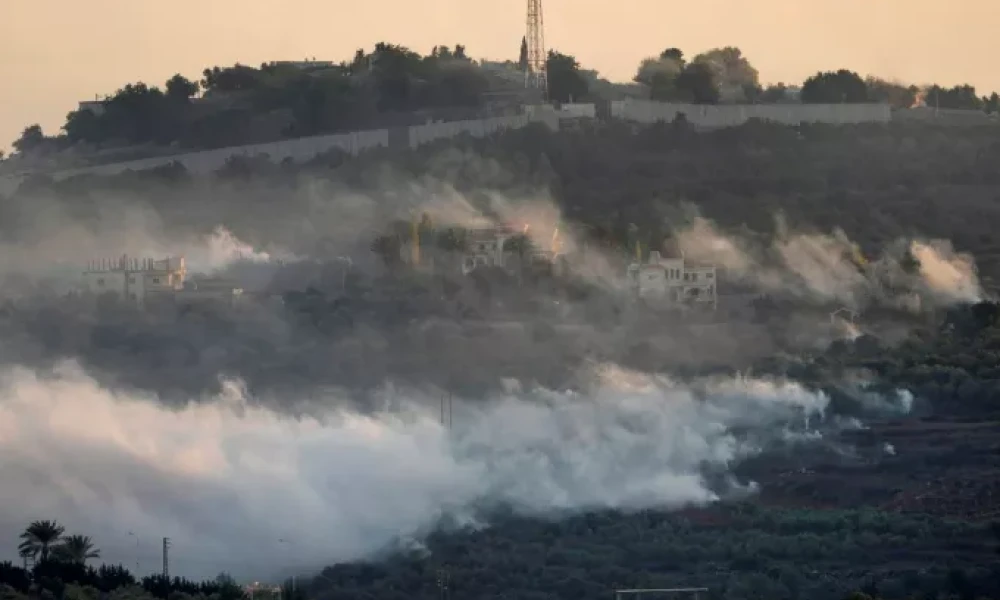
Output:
[{"left": 525, "top": 0, "right": 548, "bottom": 95}]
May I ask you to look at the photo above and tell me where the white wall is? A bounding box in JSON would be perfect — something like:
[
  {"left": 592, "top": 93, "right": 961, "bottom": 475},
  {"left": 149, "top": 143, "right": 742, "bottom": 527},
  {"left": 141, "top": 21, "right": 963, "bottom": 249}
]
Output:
[
  {"left": 4, "top": 112, "right": 561, "bottom": 186},
  {"left": 0, "top": 101, "right": 893, "bottom": 192},
  {"left": 51, "top": 129, "right": 392, "bottom": 180},
  {"left": 408, "top": 113, "right": 557, "bottom": 149},
  {"left": 611, "top": 99, "right": 891, "bottom": 127}
]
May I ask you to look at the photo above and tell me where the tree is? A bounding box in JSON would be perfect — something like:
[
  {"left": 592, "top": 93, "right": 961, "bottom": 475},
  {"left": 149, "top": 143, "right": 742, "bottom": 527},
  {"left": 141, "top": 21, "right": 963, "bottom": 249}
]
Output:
[
  {"left": 865, "top": 77, "right": 917, "bottom": 109},
  {"left": 660, "top": 48, "right": 685, "bottom": 64},
  {"left": 801, "top": 70, "right": 869, "bottom": 103},
  {"left": 922, "top": 84, "right": 984, "bottom": 110},
  {"left": 634, "top": 48, "right": 686, "bottom": 101},
  {"left": 100, "top": 83, "right": 172, "bottom": 143},
  {"left": 984, "top": 92, "right": 1000, "bottom": 114},
  {"left": 53, "top": 535, "right": 100, "bottom": 565},
  {"left": 675, "top": 62, "right": 720, "bottom": 104},
  {"left": 519, "top": 37, "right": 529, "bottom": 72},
  {"left": 165, "top": 74, "right": 199, "bottom": 102},
  {"left": 63, "top": 109, "right": 104, "bottom": 143},
  {"left": 759, "top": 83, "right": 792, "bottom": 103},
  {"left": 546, "top": 50, "right": 589, "bottom": 104},
  {"left": 18, "top": 520, "right": 65, "bottom": 562},
  {"left": 200, "top": 64, "right": 262, "bottom": 93},
  {"left": 691, "top": 47, "right": 759, "bottom": 102},
  {"left": 12, "top": 124, "right": 44, "bottom": 153}
]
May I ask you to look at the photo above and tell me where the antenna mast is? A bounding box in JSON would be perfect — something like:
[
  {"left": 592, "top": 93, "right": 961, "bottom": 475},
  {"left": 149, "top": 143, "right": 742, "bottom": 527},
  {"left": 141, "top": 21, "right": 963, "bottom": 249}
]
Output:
[
  {"left": 525, "top": 0, "right": 548, "bottom": 96},
  {"left": 162, "top": 537, "right": 171, "bottom": 580}
]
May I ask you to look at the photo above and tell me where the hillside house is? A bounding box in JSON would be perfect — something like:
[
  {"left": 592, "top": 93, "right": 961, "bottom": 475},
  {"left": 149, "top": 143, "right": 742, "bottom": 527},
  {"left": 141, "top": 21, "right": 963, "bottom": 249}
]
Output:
[
  {"left": 82, "top": 255, "right": 243, "bottom": 307},
  {"left": 627, "top": 251, "right": 717, "bottom": 309},
  {"left": 83, "top": 256, "right": 186, "bottom": 305}
]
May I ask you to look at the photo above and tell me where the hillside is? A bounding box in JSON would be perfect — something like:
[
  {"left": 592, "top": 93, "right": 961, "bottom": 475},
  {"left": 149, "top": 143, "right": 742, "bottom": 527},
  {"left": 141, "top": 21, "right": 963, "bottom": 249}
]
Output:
[
  {"left": 294, "top": 305, "right": 1000, "bottom": 600},
  {"left": 3, "top": 115, "right": 1000, "bottom": 600},
  {"left": 5, "top": 42, "right": 998, "bottom": 174}
]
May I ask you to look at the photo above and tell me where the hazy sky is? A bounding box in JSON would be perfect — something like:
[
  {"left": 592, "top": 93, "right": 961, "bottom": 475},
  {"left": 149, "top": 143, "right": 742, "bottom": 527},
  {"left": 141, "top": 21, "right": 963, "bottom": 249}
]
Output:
[{"left": 2, "top": 0, "right": 998, "bottom": 151}]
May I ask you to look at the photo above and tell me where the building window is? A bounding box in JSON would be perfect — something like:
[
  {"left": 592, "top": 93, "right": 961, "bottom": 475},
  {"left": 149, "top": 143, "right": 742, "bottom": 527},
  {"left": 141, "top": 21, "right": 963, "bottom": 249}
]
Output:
[
  {"left": 152, "top": 277, "right": 160, "bottom": 284},
  {"left": 96, "top": 278, "right": 105, "bottom": 286},
  {"left": 706, "top": 273, "right": 714, "bottom": 279},
  {"left": 128, "top": 276, "right": 136, "bottom": 284}
]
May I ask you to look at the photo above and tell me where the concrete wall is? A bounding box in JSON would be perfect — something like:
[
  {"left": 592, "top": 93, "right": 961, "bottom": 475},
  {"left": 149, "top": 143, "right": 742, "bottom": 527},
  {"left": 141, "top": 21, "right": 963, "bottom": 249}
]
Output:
[
  {"left": 410, "top": 115, "right": 525, "bottom": 149},
  {"left": 611, "top": 99, "right": 891, "bottom": 127},
  {"left": 0, "top": 101, "right": 898, "bottom": 193},
  {"left": 53, "top": 128, "right": 392, "bottom": 180},
  {"left": 0, "top": 113, "right": 561, "bottom": 190},
  {"left": 895, "top": 106, "right": 999, "bottom": 126}
]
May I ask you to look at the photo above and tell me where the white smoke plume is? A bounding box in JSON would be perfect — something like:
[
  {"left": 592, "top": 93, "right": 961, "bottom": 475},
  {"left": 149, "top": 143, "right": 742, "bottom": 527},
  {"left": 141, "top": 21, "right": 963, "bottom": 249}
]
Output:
[
  {"left": 0, "top": 361, "right": 887, "bottom": 582},
  {"left": 181, "top": 226, "right": 298, "bottom": 274},
  {"left": 909, "top": 240, "right": 982, "bottom": 304},
  {"left": 674, "top": 216, "right": 984, "bottom": 311}
]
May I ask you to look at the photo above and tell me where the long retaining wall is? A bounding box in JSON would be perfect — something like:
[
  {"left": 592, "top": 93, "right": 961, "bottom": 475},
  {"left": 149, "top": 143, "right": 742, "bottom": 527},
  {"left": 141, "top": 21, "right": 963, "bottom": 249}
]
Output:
[
  {"left": 0, "top": 112, "right": 559, "bottom": 191},
  {"left": 0, "top": 100, "right": 892, "bottom": 194},
  {"left": 611, "top": 99, "right": 891, "bottom": 127}
]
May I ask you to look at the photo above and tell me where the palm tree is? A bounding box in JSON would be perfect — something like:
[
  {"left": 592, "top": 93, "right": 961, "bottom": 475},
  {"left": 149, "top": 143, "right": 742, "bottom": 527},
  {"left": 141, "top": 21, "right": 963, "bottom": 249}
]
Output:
[
  {"left": 53, "top": 534, "right": 101, "bottom": 564},
  {"left": 18, "top": 520, "right": 65, "bottom": 563}
]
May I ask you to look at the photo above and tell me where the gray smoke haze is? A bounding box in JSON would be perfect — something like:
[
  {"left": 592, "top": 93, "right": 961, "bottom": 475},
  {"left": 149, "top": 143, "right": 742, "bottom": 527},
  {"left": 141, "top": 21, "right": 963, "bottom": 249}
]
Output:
[
  {"left": 0, "top": 360, "right": 911, "bottom": 581},
  {"left": 674, "top": 215, "right": 985, "bottom": 312}
]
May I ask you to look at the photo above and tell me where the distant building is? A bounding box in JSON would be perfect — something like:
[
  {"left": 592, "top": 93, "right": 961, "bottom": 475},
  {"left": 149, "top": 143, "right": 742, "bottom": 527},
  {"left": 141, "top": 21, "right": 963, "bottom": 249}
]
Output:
[
  {"left": 77, "top": 100, "right": 106, "bottom": 116},
  {"left": 83, "top": 256, "right": 186, "bottom": 304},
  {"left": 177, "top": 276, "right": 245, "bottom": 307},
  {"left": 627, "top": 251, "right": 717, "bottom": 310},
  {"left": 270, "top": 60, "right": 336, "bottom": 70},
  {"left": 461, "top": 226, "right": 518, "bottom": 275},
  {"left": 81, "top": 255, "right": 243, "bottom": 307}
]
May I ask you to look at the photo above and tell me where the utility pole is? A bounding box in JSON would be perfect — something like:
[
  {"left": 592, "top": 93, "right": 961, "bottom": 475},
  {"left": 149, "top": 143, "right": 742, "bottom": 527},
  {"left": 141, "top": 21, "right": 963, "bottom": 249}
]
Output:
[
  {"left": 128, "top": 532, "right": 140, "bottom": 574},
  {"left": 440, "top": 394, "right": 453, "bottom": 428},
  {"left": 435, "top": 567, "right": 450, "bottom": 600},
  {"left": 162, "top": 537, "right": 170, "bottom": 580},
  {"left": 278, "top": 538, "right": 295, "bottom": 597}
]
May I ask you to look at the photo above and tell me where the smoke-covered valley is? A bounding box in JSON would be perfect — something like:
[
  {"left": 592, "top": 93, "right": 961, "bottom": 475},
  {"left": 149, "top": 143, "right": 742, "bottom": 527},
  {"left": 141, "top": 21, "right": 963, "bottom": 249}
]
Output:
[{"left": 0, "top": 360, "right": 913, "bottom": 581}]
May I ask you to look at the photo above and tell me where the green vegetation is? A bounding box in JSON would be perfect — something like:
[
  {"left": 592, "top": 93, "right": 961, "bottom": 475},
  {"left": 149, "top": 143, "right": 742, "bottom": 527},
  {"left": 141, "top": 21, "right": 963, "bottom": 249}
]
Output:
[{"left": 8, "top": 42, "right": 999, "bottom": 162}]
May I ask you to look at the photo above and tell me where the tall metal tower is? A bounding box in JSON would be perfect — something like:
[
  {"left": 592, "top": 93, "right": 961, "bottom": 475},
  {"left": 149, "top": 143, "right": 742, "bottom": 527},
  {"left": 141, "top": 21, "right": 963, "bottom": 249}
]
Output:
[
  {"left": 525, "top": 0, "right": 547, "bottom": 95},
  {"left": 162, "top": 537, "right": 171, "bottom": 580}
]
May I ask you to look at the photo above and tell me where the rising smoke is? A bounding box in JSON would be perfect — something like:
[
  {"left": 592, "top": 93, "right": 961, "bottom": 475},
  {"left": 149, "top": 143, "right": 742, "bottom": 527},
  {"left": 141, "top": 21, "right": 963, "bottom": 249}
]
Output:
[
  {"left": 673, "top": 215, "right": 985, "bottom": 311},
  {"left": 0, "top": 360, "right": 909, "bottom": 581}
]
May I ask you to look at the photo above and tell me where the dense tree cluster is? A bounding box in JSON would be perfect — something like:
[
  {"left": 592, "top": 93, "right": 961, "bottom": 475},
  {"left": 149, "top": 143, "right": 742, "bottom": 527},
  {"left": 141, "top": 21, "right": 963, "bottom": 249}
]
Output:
[
  {"left": 297, "top": 505, "right": 1000, "bottom": 600},
  {"left": 8, "top": 41, "right": 999, "bottom": 163},
  {"left": 2, "top": 521, "right": 256, "bottom": 600}
]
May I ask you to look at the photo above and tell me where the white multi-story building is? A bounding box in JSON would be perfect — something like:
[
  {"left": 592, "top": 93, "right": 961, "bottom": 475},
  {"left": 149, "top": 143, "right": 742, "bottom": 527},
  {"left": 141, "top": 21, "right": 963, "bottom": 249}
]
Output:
[
  {"left": 82, "top": 255, "right": 246, "bottom": 306},
  {"left": 82, "top": 256, "right": 187, "bottom": 304},
  {"left": 627, "top": 250, "right": 717, "bottom": 309}
]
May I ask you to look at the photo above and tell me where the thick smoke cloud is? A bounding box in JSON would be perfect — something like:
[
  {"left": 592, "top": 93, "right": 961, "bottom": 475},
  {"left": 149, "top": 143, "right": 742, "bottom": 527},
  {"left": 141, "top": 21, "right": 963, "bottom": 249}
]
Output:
[
  {"left": 674, "top": 215, "right": 985, "bottom": 311},
  {"left": 0, "top": 360, "right": 908, "bottom": 581}
]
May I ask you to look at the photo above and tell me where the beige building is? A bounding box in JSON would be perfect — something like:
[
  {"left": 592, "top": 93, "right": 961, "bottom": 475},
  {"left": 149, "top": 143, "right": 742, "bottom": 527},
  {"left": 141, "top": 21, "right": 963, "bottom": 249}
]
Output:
[
  {"left": 627, "top": 250, "right": 717, "bottom": 309},
  {"left": 82, "top": 255, "right": 186, "bottom": 304}
]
